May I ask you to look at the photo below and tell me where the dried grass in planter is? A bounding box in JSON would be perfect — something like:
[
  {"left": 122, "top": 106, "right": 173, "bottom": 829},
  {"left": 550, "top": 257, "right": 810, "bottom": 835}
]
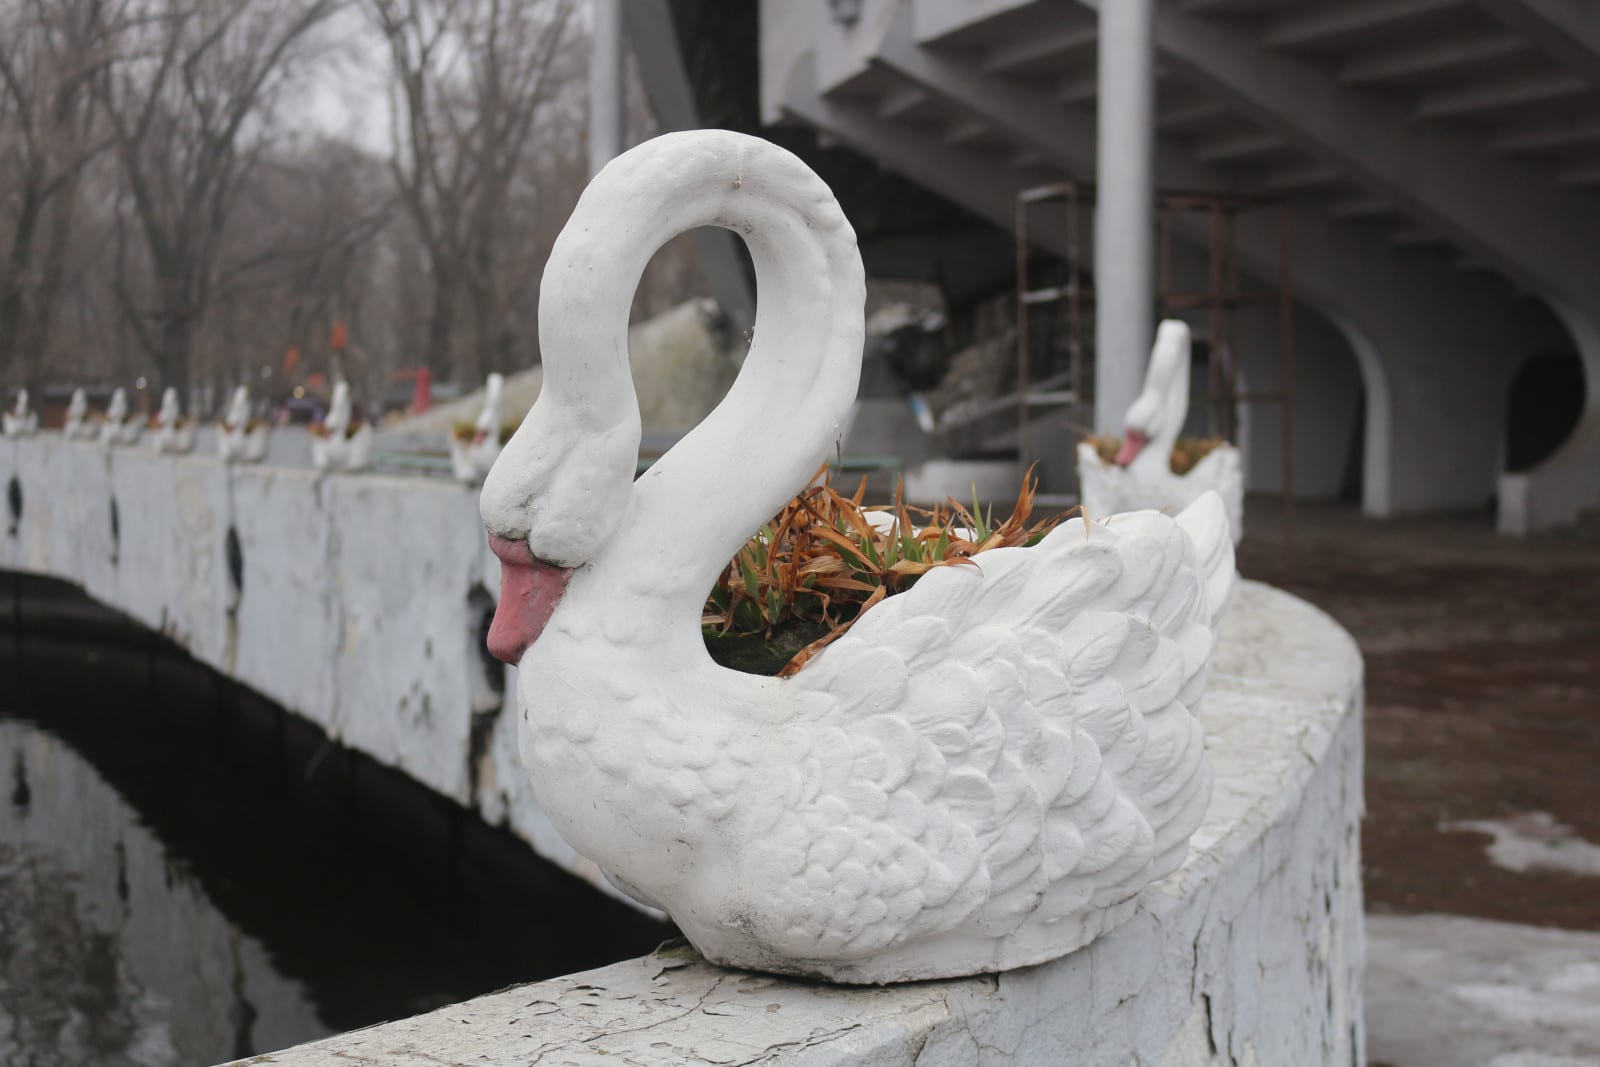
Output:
[
  {"left": 1085, "top": 434, "right": 1228, "bottom": 477},
  {"left": 702, "top": 465, "right": 1068, "bottom": 677}
]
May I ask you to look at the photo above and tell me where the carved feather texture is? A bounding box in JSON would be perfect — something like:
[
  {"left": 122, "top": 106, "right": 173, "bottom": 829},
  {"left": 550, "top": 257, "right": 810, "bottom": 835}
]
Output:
[{"left": 736, "top": 494, "right": 1234, "bottom": 965}]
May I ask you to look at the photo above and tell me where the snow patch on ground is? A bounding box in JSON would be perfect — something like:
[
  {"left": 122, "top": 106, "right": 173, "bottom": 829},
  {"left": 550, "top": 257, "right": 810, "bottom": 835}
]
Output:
[
  {"left": 1440, "top": 811, "right": 1600, "bottom": 877},
  {"left": 1367, "top": 913, "right": 1600, "bottom": 1067}
]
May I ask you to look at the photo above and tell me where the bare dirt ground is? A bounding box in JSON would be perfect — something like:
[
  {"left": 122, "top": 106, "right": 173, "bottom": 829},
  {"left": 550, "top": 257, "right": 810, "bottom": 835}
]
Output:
[{"left": 1238, "top": 497, "right": 1600, "bottom": 932}]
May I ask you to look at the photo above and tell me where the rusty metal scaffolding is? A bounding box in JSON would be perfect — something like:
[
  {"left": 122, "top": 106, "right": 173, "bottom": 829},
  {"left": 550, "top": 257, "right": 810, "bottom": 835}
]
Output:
[{"left": 1015, "top": 182, "right": 1296, "bottom": 554}]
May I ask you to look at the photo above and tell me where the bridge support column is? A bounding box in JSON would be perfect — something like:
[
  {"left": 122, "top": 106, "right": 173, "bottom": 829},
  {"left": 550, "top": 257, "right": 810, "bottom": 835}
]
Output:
[
  {"left": 1094, "top": 0, "right": 1156, "bottom": 433},
  {"left": 588, "top": 0, "right": 624, "bottom": 177}
]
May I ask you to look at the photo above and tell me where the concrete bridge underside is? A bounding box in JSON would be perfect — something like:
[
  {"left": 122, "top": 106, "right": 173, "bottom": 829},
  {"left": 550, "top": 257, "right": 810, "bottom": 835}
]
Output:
[{"left": 758, "top": 0, "right": 1600, "bottom": 531}]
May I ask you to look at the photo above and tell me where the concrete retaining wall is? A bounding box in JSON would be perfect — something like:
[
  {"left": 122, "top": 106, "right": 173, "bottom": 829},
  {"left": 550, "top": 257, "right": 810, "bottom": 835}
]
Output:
[
  {"left": 0, "top": 434, "right": 605, "bottom": 900},
  {"left": 3, "top": 436, "right": 1365, "bottom": 1065}
]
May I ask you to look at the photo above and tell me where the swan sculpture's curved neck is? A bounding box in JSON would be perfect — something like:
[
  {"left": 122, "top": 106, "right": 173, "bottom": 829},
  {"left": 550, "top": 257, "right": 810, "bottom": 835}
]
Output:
[
  {"left": 1126, "top": 322, "right": 1192, "bottom": 477},
  {"left": 494, "top": 132, "right": 865, "bottom": 628},
  {"left": 477, "top": 374, "right": 504, "bottom": 431}
]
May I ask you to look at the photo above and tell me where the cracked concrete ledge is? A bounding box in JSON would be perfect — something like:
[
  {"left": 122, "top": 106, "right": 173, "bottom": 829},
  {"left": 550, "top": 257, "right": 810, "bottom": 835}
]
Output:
[
  {"left": 224, "top": 581, "right": 1365, "bottom": 1066},
  {"left": 2, "top": 438, "right": 1364, "bottom": 1066}
]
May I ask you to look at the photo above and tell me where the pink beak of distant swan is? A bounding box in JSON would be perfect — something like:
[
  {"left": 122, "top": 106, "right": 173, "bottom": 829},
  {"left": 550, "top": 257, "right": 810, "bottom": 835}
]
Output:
[
  {"left": 1113, "top": 429, "right": 1149, "bottom": 467},
  {"left": 487, "top": 535, "right": 573, "bottom": 665}
]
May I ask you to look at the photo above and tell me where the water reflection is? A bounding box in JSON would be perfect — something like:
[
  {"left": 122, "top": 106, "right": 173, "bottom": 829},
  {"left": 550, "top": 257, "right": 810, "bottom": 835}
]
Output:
[
  {"left": 1, "top": 717, "right": 321, "bottom": 1064},
  {"left": 0, "top": 582, "right": 669, "bottom": 1066}
]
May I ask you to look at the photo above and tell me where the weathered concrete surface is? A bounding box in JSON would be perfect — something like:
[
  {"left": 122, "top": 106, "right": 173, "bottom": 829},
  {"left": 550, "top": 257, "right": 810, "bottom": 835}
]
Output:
[
  {"left": 223, "top": 580, "right": 1365, "bottom": 1065},
  {"left": 1366, "top": 914, "right": 1600, "bottom": 1067}
]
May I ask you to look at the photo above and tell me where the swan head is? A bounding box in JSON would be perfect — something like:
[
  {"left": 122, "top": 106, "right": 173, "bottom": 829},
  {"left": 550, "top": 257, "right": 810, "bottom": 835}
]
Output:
[
  {"left": 1115, "top": 320, "right": 1191, "bottom": 466},
  {"left": 158, "top": 387, "right": 180, "bottom": 425},
  {"left": 107, "top": 388, "right": 127, "bottom": 421},
  {"left": 480, "top": 394, "right": 638, "bottom": 665},
  {"left": 68, "top": 389, "right": 86, "bottom": 417},
  {"left": 14, "top": 389, "right": 27, "bottom": 416}
]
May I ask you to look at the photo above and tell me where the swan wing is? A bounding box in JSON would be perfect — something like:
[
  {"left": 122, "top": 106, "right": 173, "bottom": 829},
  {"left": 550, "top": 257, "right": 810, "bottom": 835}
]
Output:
[
  {"left": 744, "top": 493, "right": 1233, "bottom": 961},
  {"left": 1187, "top": 445, "right": 1244, "bottom": 542}
]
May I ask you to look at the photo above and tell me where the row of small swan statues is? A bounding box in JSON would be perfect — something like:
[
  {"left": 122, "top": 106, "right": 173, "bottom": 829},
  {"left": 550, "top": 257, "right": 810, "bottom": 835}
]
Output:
[
  {"left": 7, "top": 382, "right": 357, "bottom": 469},
  {"left": 6, "top": 375, "right": 512, "bottom": 482},
  {"left": 24, "top": 384, "right": 268, "bottom": 459},
  {"left": 2, "top": 330, "right": 1234, "bottom": 517}
]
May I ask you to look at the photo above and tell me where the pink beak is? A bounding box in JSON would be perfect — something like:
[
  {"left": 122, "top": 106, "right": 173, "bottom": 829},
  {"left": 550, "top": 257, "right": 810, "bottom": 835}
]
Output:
[
  {"left": 487, "top": 534, "right": 573, "bottom": 665},
  {"left": 1113, "top": 429, "right": 1149, "bottom": 466}
]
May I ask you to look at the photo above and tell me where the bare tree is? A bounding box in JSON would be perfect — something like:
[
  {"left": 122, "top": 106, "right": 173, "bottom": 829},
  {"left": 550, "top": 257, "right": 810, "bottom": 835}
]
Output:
[
  {"left": 96, "top": 0, "right": 339, "bottom": 396},
  {"left": 0, "top": 0, "right": 121, "bottom": 390},
  {"left": 203, "top": 137, "right": 393, "bottom": 397},
  {"left": 368, "top": 0, "right": 577, "bottom": 383}
]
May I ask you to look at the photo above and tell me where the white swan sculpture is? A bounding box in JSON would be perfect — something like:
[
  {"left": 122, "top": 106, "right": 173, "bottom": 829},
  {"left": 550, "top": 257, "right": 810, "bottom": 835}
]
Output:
[
  {"left": 148, "top": 387, "right": 196, "bottom": 454},
  {"left": 218, "top": 385, "right": 270, "bottom": 463},
  {"left": 1076, "top": 321, "right": 1245, "bottom": 544},
  {"left": 2, "top": 389, "right": 37, "bottom": 437},
  {"left": 62, "top": 388, "right": 93, "bottom": 438},
  {"left": 98, "top": 387, "right": 142, "bottom": 445},
  {"left": 310, "top": 380, "right": 373, "bottom": 473},
  {"left": 481, "top": 132, "right": 1233, "bottom": 983},
  {"left": 449, "top": 372, "right": 506, "bottom": 484}
]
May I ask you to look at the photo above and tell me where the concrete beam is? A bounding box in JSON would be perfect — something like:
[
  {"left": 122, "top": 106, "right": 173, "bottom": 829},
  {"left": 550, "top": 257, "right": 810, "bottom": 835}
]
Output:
[
  {"left": 1134, "top": 0, "right": 1600, "bottom": 313},
  {"left": 778, "top": 77, "right": 1070, "bottom": 262},
  {"left": 1260, "top": 0, "right": 1468, "bottom": 51},
  {"left": 1490, "top": 114, "right": 1600, "bottom": 155},
  {"left": 1338, "top": 31, "right": 1527, "bottom": 87},
  {"left": 1413, "top": 69, "right": 1589, "bottom": 121},
  {"left": 1475, "top": 0, "right": 1600, "bottom": 91},
  {"left": 980, "top": 23, "right": 1098, "bottom": 75}
]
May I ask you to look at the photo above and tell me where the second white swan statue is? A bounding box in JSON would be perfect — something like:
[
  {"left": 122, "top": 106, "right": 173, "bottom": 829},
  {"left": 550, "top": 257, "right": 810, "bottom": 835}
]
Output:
[
  {"left": 1076, "top": 321, "right": 1245, "bottom": 543},
  {"left": 481, "top": 131, "right": 1234, "bottom": 983},
  {"left": 148, "top": 387, "right": 196, "bottom": 454},
  {"left": 2, "top": 389, "right": 37, "bottom": 437},
  {"left": 218, "top": 385, "right": 270, "bottom": 463},
  {"left": 310, "top": 380, "right": 373, "bottom": 473},
  {"left": 62, "top": 388, "right": 93, "bottom": 439},
  {"left": 99, "top": 387, "right": 142, "bottom": 446},
  {"left": 449, "top": 372, "right": 506, "bottom": 484}
]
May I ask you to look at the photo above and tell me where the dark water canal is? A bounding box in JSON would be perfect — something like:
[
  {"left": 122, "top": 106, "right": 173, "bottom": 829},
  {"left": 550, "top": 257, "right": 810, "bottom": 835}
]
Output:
[{"left": 0, "top": 576, "right": 669, "bottom": 1066}]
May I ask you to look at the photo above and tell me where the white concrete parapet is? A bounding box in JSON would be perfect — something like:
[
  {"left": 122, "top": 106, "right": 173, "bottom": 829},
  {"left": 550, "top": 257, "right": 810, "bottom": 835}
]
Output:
[
  {"left": 228, "top": 582, "right": 1365, "bottom": 1066},
  {"left": 0, "top": 435, "right": 606, "bottom": 898}
]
